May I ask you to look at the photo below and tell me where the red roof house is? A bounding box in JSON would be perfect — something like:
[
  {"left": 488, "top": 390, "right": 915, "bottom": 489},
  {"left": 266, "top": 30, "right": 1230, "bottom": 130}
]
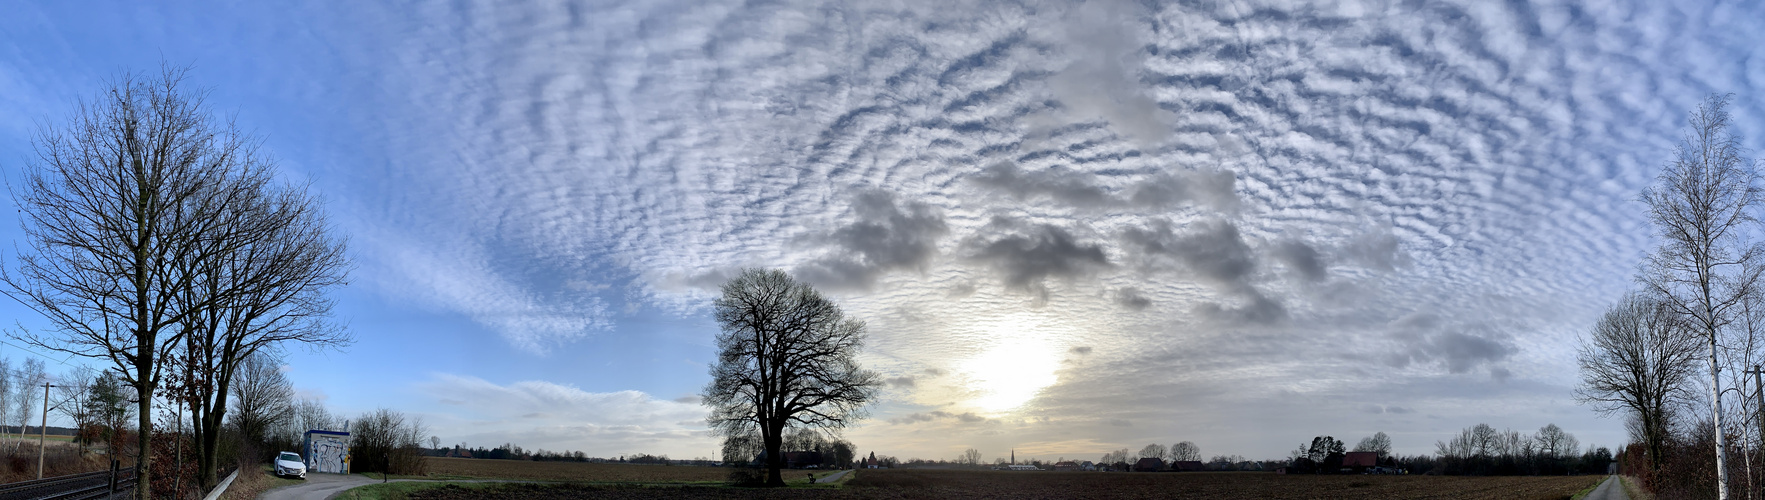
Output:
[{"left": 1343, "top": 452, "right": 1378, "bottom": 468}]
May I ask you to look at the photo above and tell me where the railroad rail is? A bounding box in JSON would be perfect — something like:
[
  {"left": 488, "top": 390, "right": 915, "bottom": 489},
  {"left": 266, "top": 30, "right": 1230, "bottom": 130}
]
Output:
[{"left": 0, "top": 468, "right": 137, "bottom": 500}]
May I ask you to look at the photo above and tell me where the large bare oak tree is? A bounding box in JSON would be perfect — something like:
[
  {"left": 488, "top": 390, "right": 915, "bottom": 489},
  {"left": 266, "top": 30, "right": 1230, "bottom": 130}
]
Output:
[
  {"left": 1640, "top": 94, "right": 1763, "bottom": 500},
  {"left": 702, "top": 268, "right": 879, "bottom": 487}
]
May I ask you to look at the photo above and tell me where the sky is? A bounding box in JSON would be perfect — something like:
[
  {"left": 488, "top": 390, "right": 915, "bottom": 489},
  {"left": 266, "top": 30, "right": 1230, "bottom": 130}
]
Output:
[{"left": 2, "top": 0, "right": 1765, "bottom": 464}]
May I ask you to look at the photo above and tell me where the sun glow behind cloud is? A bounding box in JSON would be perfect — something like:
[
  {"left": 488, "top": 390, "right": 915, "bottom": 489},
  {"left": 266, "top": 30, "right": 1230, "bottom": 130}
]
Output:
[{"left": 959, "top": 314, "right": 1064, "bottom": 414}]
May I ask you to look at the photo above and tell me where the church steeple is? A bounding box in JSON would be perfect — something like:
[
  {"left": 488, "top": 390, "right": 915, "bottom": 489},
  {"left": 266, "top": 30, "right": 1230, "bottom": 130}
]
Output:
[{"left": 1011, "top": 449, "right": 1015, "bottom": 465}]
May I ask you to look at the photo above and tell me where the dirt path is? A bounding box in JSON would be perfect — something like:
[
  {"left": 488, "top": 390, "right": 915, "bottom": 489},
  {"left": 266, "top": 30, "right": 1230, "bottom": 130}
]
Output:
[{"left": 1582, "top": 475, "right": 1628, "bottom": 500}]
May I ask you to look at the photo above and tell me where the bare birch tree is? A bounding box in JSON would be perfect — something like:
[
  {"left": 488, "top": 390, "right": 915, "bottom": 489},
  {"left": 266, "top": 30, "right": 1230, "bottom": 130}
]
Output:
[
  {"left": 2, "top": 68, "right": 265, "bottom": 499},
  {"left": 1640, "top": 94, "right": 1764, "bottom": 500},
  {"left": 702, "top": 269, "right": 880, "bottom": 487}
]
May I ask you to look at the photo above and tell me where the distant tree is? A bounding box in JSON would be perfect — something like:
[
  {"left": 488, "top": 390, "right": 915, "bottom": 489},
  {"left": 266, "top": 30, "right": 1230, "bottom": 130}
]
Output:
[
  {"left": 702, "top": 269, "right": 881, "bottom": 486},
  {"left": 962, "top": 448, "right": 982, "bottom": 466},
  {"left": 228, "top": 351, "right": 293, "bottom": 454},
  {"left": 1354, "top": 432, "right": 1392, "bottom": 459},
  {"left": 1534, "top": 424, "right": 1579, "bottom": 459},
  {"left": 1576, "top": 293, "right": 1699, "bottom": 472},
  {"left": 12, "top": 358, "right": 46, "bottom": 439},
  {"left": 1640, "top": 93, "right": 1762, "bottom": 500},
  {"left": 89, "top": 370, "right": 136, "bottom": 451},
  {"left": 350, "top": 408, "right": 427, "bottom": 475},
  {"left": 55, "top": 366, "right": 99, "bottom": 449},
  {"left": 1307, "top": 436, "right": 1346, "bottom": 472},
  {"left": 1170, "top": 441, "right": 1200, "bottom": 462},
  {"left": 1139, "top": 443, "right": 1167, "bottom": 460}
]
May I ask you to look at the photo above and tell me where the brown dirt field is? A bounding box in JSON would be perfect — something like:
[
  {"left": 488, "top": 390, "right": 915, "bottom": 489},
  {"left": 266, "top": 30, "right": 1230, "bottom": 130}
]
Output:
[
  {"left": 423, "top": 457, "right": 729, "bottom": 482},
  {"left": 399, "top": 469, "right": 1606, "bottom": 499}
]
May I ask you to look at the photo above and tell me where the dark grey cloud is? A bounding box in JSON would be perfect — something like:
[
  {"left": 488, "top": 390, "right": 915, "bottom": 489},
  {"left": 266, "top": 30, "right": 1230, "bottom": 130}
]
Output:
[
  {"left": 885, "top": 376, "right": 917, "bottom": 388},
  {"left": 1112, "top": 287, "right": 1152, "bottom": 310},
  {"left": 887, "top": 410, "right": 994, "bottom": 426},
  {"left": 1384, "top": 314, "right": 1518, "bottom": 375},
  {"left": 965, "top": 217, "right": 1110, "bottom": 300},
  {"left": 1271, "top": 240, "right": 1328, "bottom": 283},
  {"left": 1195, "top": 292, "right": 1286, "bottom": 325},
  {"left": 1121, "top": 218, "right": 1255, "bottom": 287},
  {"left": 1069, "top": 346, "right": 1093, "bottom": 355},
  {"left": 796, "top": 190, "right": 948, "bottom": 290},
  {"left": 970, "top": 162, "right": 1238, "bottom": 212}
]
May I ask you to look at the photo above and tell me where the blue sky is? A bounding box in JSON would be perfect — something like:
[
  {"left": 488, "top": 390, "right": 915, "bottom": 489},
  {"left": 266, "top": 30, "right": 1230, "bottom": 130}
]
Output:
[{"left": 3, "top": 0, "right": 1765, "bottom": 463}]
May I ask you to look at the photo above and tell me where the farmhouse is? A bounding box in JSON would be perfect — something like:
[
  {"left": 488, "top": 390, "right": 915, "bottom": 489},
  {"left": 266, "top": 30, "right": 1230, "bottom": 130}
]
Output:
[
  {"left": 1052, "top": 461, "right": 1079, "bottom": 471},
  {"left": 1133, "top": 457, "right": 1165, "bottom": 472},
  {"left": 1171, "top": 460, "right": 1205, "bottom": 472},
  {"left": 1343, "top": 452, "right": 1378, "bottom": 471}
]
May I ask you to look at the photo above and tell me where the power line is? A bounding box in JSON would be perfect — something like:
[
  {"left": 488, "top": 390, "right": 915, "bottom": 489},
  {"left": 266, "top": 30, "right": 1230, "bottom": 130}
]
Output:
[{"left": 0, "top": 337, "right": 82, "bottom": 369}]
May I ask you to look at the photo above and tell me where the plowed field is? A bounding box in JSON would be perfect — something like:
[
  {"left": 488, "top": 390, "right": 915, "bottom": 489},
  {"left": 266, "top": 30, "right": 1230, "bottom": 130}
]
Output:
[
  {"left": 400, "top": 468, "right": 1605, "bottom": 499},
  {"left": 424, "top": 457, "right": 728, "bottom": 482}
]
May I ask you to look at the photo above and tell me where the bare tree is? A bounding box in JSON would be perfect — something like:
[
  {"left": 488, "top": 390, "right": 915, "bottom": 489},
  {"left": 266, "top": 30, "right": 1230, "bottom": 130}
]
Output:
[
  {"left": 229, "top": 351, "right": 293, "bottom": 453},
  {"left": 1138, "top": 443, "right": 1167, "bottom": 460},
  {"left": 1535, "top": 424, "right": 1579, "bottom": 460},
  {"left": 962, "top": 448, "right": 982, "bottom": 466},
  {"left": 284, "top": 397, "right": 338, "bottom": 443},
  {"left": 173, "top": 167, "right": 349, "bottom": 489},
  {"left": 1, "top": 68, "right": 268, "bottom": 499},
  {"left": 1354, "top": 432, "right": 1392, "bottom": 459},
  {"left": 702, "top": 268, "right": 880, "bottom": 487},
  {"left": 1640, "top": 94, "right": 1763, "bottom": 499},
  {"left": 12, "top": 358, "right": 46, "bottom": 449},
  {"left": 55, "top": 366, "right": 98, "bottom": 450},
  {"left": 1577, "top": 293, "right": 1700, "bottom": 471},
  {"left": 1170, "top": 441, "right": 1200, "bottom": 462}
]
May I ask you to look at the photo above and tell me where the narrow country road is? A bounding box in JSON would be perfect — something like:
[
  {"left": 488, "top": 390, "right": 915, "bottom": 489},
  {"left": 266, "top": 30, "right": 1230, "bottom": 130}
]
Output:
[
  {"left": 257, "top": 473, "right": 380, "bottom": 500},
  {"left": 816, "top": 470, "right": 852, "bottom": 483},
  {"left": 1583, "top": 475, "right": 1629, "bottom": 500}
]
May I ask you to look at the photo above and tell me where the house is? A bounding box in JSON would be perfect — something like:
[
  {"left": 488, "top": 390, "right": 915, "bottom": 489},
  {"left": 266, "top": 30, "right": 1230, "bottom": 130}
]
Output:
[
  {"left": 1006, "top": 464, "right": 1040, "bottom": 471},
  {"left": 1171, "top": 460, "right": 1205, "bottom": 472},
  {"left": 1052, "top": 461, "right": 1079, "bottom": 471},
  {"left": 1133, "top": 457, "right": 1165, "bottom": 472},
  {"left": 1342, "top": 452, "right": 1378, "bottom": 470},
  {"left": 1080, "top": 460, "right": 1096, "bottom": 471}
]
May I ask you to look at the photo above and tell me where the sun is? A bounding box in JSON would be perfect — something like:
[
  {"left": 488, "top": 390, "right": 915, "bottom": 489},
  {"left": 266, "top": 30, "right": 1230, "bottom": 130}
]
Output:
[{"left": 959, "top": 317, "right": 1063, "bottom": 414}]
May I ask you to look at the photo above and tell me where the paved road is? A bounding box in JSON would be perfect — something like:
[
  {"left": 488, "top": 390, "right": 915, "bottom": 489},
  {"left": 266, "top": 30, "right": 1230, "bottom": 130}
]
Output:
[
  {"left": 1583, "top": 475, "right": 1629, "bottom": 500},
  {"left": 815, "top": 470, "right": 852, "bottom": 483},
  {"left": 257, "top": 474, "right": 533, "bottom": 500},
  {"left": 257, "top": 473, "right": 381, "bottom": 500}
]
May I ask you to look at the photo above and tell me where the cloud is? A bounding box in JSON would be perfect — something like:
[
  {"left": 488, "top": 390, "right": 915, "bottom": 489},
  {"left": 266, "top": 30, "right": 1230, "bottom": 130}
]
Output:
[
  {"left": 795, "top": 190, "right": 949, "bottom": 290},
  {"left": 887, "top": 410, "right": 995, "bottom": 426},
  {"left": 885, "top": 376, "right": 918, "bottom": 388},
  {"left": 964, "top": 217, "right": 1111, "bottom": 300},
  {"left": 1112, "top": 288, "right": 1152, "bottom": 310},
  {"left": 1384, "top": 314, "right": 1518, "bottom": 374},
  {"left": 970, "top": 162, "right": 1237, "bottom": 212},
  {"left": 1121, "top": 218, "right": 1256, "bottom": 288},
  {"left": 1270, "top": 240, "right": 1329, "bottom": 283},
  {"left": 1068, "top": 346, "right": 1093, "bottom": 355},
  {"left": 414, "top": 373, "right": 706, "bottom": 457}
]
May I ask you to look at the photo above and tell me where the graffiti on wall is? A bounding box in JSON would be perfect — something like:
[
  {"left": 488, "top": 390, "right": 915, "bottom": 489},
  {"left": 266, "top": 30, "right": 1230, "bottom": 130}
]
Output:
[{"left": 306, "top": 433, "right": 350, "bottom": 474}]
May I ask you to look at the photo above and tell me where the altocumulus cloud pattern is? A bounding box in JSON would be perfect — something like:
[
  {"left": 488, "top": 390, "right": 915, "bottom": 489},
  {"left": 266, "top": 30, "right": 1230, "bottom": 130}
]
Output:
[{"left": 285, "top": 0, "right": 1761, "bottom": 455}]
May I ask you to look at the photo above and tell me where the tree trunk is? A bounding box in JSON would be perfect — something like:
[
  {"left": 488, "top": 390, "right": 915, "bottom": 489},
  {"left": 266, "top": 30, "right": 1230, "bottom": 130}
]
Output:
[
  {"left": 1715, "top": 333, "right": 1731, "bottom": 500},
  {"left": 765, "top": 423, "right": 785, "bottom": 487},
  {"left": 135, "top": 375, "right": 152, "bottom": 500}
]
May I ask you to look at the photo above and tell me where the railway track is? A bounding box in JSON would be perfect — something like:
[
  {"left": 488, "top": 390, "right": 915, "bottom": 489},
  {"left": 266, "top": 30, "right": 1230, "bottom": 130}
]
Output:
[{"left": 0, "top": 469, "right": 137, "bottom": 500}]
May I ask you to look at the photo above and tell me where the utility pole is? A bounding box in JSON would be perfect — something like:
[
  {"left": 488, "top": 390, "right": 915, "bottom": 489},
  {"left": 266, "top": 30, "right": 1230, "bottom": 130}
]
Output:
[
  {"left": 38, "top": 383, "right": 55, "bottom": 480},
  {"left": 1750, "top": 366, "right": 1765, "bottom": 476}
]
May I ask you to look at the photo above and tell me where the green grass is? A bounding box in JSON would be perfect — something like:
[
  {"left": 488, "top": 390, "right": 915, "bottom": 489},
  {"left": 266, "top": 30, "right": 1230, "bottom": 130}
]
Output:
[{"left": 0, "top": 433, "right": 77, "bottom": 442}]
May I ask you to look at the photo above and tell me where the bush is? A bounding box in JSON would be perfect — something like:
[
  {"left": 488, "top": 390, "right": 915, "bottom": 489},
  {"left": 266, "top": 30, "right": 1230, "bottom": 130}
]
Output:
[{"left": 349, "top": 408, "right": 428, "bottom": 476}]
